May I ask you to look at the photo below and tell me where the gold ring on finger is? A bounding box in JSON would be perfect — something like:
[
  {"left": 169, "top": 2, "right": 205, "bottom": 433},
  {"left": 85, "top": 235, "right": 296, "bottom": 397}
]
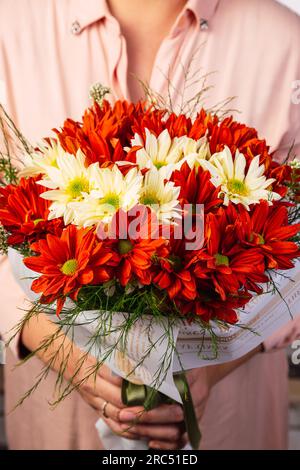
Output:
[{"left": 102, "top": 400, "right": 109, "bottom": 418}]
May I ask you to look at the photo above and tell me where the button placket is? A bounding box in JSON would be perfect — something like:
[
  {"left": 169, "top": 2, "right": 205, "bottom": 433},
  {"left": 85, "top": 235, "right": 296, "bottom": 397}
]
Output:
[{"left": 104, "top": 22, "right": 128, "bottom": 100}]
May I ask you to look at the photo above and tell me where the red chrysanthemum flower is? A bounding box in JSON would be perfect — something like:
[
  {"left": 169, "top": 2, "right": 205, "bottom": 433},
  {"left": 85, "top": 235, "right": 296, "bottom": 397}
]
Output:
[
  {"left": 171, "top": 162, "right": 222, "bottom": 211},
  {"left": 269, "top": 161, "right": 300, "bottom": 200},
  {"left": 269, "top": 162, "right": 292, "bottom": 198},
  {"left": 131, "top": 111, "right": 193, "bottom": 142},
  {"left": 55, "top": 100, "right": 161, "bottom": 166},
  {"left": 24, "top": 225, "right": 113, "bottom": 315},
  {"left": 102, "top": 206, "right": 169, "bottom": 286},
  {"left": 235, "top": 201, "right": 300, "bottom": 270},
  {"left": 194, "top": 113, "right": 271, "bottom": 168},
  {"left": 0, "top": 176, "right": 63, "bottom": 245},
  {"left": 188, "top": 110, "right": 277, "bottom": 178},
  {"left": 153, "top": 237, "right": 197, "bottom": 302},
  {"left": 190, "top": 208, "right": 269, "bottom": 300},
  {"left": 178, "top": 287, "right": 251, "bottom": 324}
]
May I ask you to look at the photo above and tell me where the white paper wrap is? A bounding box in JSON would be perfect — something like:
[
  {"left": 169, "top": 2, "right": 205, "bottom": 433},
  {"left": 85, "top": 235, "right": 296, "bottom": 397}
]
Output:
[{"left": 8, "top": 248, "right": 300, "bottom": 450}]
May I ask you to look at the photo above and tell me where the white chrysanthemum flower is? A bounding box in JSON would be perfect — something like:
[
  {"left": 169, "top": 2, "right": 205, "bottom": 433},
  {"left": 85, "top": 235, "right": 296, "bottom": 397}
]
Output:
[
  {"left": 180, "top": 136, "right": 211, "bottom": 169},
  {"left": 200, "top": 146, "right": 281, "bottom": 209},
  {"left": 38, "top": 149, "right": 98, "bottom": 224},
  {"left": 134, "top": 128, "right": 187, "bottom": 179},
  {"left": 71, "top": 166, "right": 143, "bottom": 227},
  {"left": 131, "top": 129, "right": 211, "bottom": 178},
  {"left": 19, "top": 139, "right": 64, "bottom": 177},
  {"left": 140, "top": 167, "right": 181, "bottom": 224}
]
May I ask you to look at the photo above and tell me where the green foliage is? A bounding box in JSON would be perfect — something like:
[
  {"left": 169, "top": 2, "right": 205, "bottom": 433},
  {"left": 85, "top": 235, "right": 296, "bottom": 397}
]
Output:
[{"left": 0, "top": 225, "right": 8, "bottom": 255}]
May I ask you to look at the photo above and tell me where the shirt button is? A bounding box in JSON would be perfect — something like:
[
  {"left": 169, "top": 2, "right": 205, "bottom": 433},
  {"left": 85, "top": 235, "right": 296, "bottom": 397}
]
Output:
[
  {"left": 200, "top": 19, "right": 209, "bottom": 31},
  {"left": 71, "top": 20, "right": 81, "bottom": 35}
]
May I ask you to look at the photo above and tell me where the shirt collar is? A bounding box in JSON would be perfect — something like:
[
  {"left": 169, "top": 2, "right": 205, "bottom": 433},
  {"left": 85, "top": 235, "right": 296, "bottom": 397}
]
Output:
[
  {"left": 186, "top": 0, "right": 220, "bottom": 23},
  {"left": 69, "top": 0, "right": 110, "bottom": 32},
  {"left": 69, "top": 0, "right": 220, "bottom": 33}
]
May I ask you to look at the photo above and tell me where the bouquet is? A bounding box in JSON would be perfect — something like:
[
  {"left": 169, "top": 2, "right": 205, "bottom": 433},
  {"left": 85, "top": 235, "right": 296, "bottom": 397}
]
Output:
[{"left": 1, "top": 84, "right": 300, "bottom": 450}]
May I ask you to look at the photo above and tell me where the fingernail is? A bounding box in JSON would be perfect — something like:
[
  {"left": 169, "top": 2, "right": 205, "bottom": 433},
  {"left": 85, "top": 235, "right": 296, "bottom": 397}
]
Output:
[{"left": 119, "top": 411, "right": 136, "bottom": 422}]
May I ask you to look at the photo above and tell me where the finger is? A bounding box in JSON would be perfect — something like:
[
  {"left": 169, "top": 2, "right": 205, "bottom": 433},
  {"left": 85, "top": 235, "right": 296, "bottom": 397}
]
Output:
[
  {"left": 99, "top": 365, "right": 123, "bottom": 387},
  {"left": 119, "top": 404, "right": 184, "bottom": 424},
  {"left": 79, "top": 390, "right": 101, "bottom": 411},
  {"left": 91, "top": 376, "right": 125, "bottom": 409},
  {"left": 125, "top": 423, "right": 184, "bottom": 441},
  {"left": 103, "top": 417, "right": 141, "bottom": 441},
  {"left": 100, "top": 399, "right": 127, "bottom": 422},
  {"left": 81, "top": 394, "right": 122, "bottom": 422}
]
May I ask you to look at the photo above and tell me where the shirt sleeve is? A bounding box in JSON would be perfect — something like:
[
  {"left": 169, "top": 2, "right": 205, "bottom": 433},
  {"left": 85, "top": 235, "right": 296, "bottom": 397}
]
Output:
[
  {"left": 262, "top": 21, "right": 300, "bottom": 351},
  {"left": 273, "top": 22, "right": 300, "bottom": 163},
  {"left": 263, "top": 29, "right": 300, "bottom": 351},
  {"left": 274, "top": 86, "right": 300, "bottom": 163},
  {"left": 0, "top": 254, "right": 29, "bottom": 359},
  {"left": 264, "top": 316, "right": 300, "bottom": 353}
]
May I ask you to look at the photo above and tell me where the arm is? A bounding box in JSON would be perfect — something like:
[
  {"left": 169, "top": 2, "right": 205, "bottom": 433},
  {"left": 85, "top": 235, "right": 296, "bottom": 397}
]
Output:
[
  {"left": 21, "top": 310, "right": 146, "bottom": 441},
  {"left": 0, "top": 253, "right": 138, "bottom": 439},
  {"left": 0, "top": 250, "right": 189, "bottom": 447},
  {"left": 0, "top": 255, "right": 28, "bottom": 357},
  {"left": 203, "top": 344, "right": 263, "bottom": 388}
]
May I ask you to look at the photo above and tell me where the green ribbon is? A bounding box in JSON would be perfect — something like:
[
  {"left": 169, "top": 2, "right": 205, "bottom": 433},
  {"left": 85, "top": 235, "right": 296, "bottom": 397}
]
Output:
[{"left": 121, "top": 373, "right": 201, "bottom": 450}]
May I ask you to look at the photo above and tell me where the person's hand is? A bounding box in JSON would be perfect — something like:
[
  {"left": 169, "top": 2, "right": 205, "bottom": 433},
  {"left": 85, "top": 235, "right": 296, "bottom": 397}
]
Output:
[
  {"left": 118, "top": 403, "right": 187, "bottom": 449},
  {"left": 68, "top": 346, "right": 262, "bottom": 448},
  {"left": 22, "top": 311, "right": 262, "bottom": 448},
  {"left": 117, "top": 367, "right": 215, "bottom": 449},
  {"left": 23, "top": 313, "right": 188, "bottom": 447},
  {"left": 20, "top": 313, "right": 141, "bottom": 440},
  {"left": 75, "top": 356, "right": 187, "bottom": 446},
  {"left": 71, "top": 357, "right": 141, "bottom": 440},
  {"left": 71, "top": 353, "right": 187, "bottom": 447}
]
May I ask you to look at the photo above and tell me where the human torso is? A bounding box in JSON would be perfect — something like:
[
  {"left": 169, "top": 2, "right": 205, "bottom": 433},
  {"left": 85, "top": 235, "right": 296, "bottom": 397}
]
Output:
[{"left": 0, "top": 0, "right": 299, "bottom": 154}]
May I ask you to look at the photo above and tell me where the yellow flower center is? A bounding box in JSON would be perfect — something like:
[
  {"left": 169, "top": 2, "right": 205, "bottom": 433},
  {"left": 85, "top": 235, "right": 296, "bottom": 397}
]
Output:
[
  {"left": 118, "top": 240, "right": 133, "bottom": 255},
  {"left": 61, "top": 259, "right": 78, "bottom": 276},
  {"left": 227, "top": 179, "right": 249, "bottom": 196},
  {"left": 101, "top": 193, "right": 120, "bottom": 209},
  {"left": 33, "top": 218, "right": 44, "bottom": 226},
  {"left": 169, "top": 255, "right": 182, "bottom": 272},
  {"left": 249, "top": 232, "right": 265, "bottom": 245},
  {"left": 215, "top": 253, "right": 229, "bottom": 266},
  {"left": 257, "top": 234, "right": 265, "bottom": 244},
  {"left": 66, "top": 177, "right": 89, "bottom": 199},
  {"left": 154, "top": 161, "right": 166, "bottom": 170},
  {"left": 140, "top": 192, "right": 160, "bottom": 206}
]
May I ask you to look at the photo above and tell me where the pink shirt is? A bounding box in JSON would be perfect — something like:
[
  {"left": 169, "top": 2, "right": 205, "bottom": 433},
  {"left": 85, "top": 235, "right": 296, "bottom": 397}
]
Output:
[{"left": 0, "top": 0, "right": 300, "bottom": 354}]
